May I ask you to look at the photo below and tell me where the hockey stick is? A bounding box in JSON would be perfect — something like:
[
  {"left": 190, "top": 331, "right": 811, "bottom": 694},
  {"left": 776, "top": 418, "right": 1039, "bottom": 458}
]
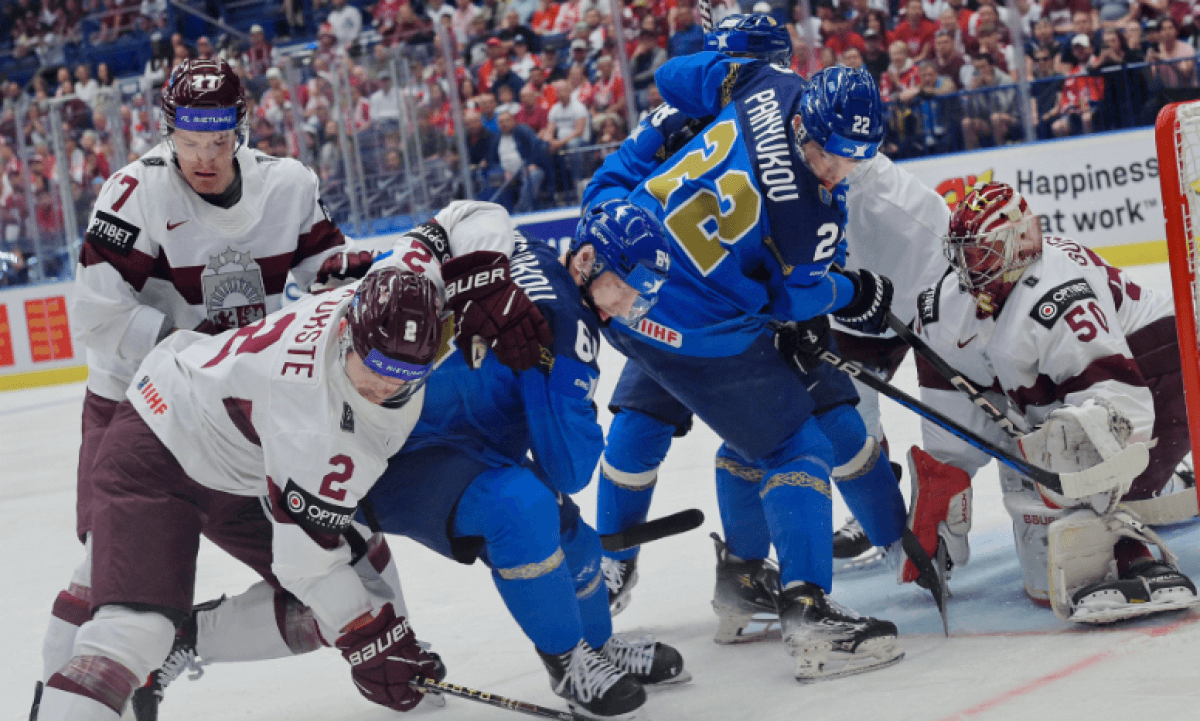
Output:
[
  {"left": 901, "top": 529, "right": 949, "bottom": 637},
  {"left": 698, "top": 0, "right": 713, "bottom": 33},
  {"left": 800, "top": 344, "right": 1147, "bottom": 499},
  {"left": 413, "top": 678, "right": 585, "bottom": 720},
  {"left": 883, "top": 312, "right": 1151, "bottom": 497},
  {"left": 600, "top": 508, "right": 705, "bottom": 551},
  {"left": 884, "top": 313, "right": 1024, "bottom": 438}
]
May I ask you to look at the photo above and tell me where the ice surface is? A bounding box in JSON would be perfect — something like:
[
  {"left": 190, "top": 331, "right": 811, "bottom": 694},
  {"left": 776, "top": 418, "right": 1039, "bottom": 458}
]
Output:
[{"left": 4, "top": 263, "right": 1199, "bottom": 720}]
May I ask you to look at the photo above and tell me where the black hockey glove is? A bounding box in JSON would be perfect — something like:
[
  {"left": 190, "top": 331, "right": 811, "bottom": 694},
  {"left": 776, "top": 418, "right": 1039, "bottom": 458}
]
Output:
[
  {"left": 832, "top": 269, "right": 893, "bottom": 335},
  {"left": 662, "top": 116, "right": 713, "bottom": 159},
  {"left": 775, "top": 315, "right": 830, "bottom": 375}
]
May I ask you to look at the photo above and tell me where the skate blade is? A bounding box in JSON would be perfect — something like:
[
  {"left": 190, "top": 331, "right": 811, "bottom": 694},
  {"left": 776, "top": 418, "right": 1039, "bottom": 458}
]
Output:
[
  {"left": 793, "top": 639, "right": 905, "bottom": 683},
  {"left": 834, "top": 546, "right": 889, "bottom": 575},
  {"left": 1070, "top": 594, "right": 1200, "bottom": 624},
  {"left": 712, "top": 611, "right": 782, "bottom": 645},
  {"left": 644, "top": 669, "right": 693, "bottom": 690}
]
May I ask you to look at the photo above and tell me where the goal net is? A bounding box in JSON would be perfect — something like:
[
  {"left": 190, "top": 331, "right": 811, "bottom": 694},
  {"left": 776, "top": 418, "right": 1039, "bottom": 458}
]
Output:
[{"left": 1155, "top": 101, "right": 1200, "bottom": 499}]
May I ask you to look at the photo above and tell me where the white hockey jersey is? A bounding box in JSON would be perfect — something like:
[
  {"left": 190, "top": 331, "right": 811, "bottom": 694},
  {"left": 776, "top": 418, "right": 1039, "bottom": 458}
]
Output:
[
  {"left": 72, "top": 143, "right": 347, "bottom": 401},
  {"left": 124, "top": 200, "right": 518, "bottom": 632},
  {"left": 914, "top": 238, "right": 1173, "bottom": 474},
  {"left": 842, "top": 154, "right": 951, "bottom": 329}
]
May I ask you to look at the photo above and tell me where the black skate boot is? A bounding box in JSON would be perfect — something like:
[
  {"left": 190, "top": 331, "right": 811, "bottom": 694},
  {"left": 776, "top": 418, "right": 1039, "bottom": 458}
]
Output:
[
  {"left": 778, "top": 582, "right": 904, "bottom": 683},
  {"left": 538, "top": 640, "right": 646, "bottom": 720},
  {"left": 602, "top": 555, "right": 639, "bottom": 616},
  {"left": 1070, "top": 558, "right": 1198, "bottom": 623},
  {"left": 601, "top": 634, "right": 691, "bottom": 688},
  {"left": 832, "top": 517, "right": 872, "bottom": 559},
  {"left": 710, "top": 533, "right": 782, "bottom": 644},
  {"left": 131, "top": 597, "right": 220, "bottom": 721}
]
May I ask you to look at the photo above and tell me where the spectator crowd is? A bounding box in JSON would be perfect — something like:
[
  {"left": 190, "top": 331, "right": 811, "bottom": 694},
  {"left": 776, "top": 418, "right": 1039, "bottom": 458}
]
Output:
[{"left": 5, "top": 0, "right": 1200, "bottom": 284}]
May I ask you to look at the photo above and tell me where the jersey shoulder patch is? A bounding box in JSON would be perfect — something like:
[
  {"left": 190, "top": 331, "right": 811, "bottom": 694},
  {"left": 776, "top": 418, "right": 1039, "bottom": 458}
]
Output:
[
  {"left": 255, "top": 154, "right": 281, "bottom": 163},
  {"left": 1028, "top": 278, "right": 1097, "bottom": 329},
  {"left": 140, "top": 157, "right": 166, "bottom": 166},
  {"left": 85, "top": 210, "right": 141, "bottom": 256},
  {"left": 918, "top": 285, "right": 940, "bottom": 326}
]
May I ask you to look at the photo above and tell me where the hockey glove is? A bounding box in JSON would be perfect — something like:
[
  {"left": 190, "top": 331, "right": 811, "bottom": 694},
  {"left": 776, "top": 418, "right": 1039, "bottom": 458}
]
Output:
[
  {"left": 335, "top": 603, "right": 443, "bottom": 712},
  {"left": 193, "top": 319, "right": 225, "bottom": 335},
  {"left": 441, "top": 250, "right": 553, "bottom": 372},
  {"left": 311, "top": 249, "right": 378, "bottom": 293},
  {"left": 900, "top": 446, "right": 972, "bottom": 585},
  {"left": 775, "top": 315, "right": 830, "bottom": 375},
  {"left": 832, "top": 269, "right": 893, "bottom": 335}
]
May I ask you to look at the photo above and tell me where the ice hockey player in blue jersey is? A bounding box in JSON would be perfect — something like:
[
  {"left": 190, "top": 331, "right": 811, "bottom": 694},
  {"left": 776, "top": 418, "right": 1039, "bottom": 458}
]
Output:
[
  {"left": 358, "top": 200, "right": 681, "bottom": 721},
  {"left": 593, "top": 58, "right": 908, "bottom": 682}
]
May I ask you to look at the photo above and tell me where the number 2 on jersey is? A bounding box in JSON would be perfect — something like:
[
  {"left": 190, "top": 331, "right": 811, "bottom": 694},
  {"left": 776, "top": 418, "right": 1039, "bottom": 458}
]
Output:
[{"left": 645, "top": 120, "right": 762, "bottom": 276}]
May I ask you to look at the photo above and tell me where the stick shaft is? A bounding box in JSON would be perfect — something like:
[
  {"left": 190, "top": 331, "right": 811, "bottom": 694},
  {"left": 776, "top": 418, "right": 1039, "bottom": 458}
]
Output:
[
  {"left": 414, "top": 678, "right": 582, "bottom": 721},
  {"left": 600, "top": 509, "right": 705, "bottom": 551}
]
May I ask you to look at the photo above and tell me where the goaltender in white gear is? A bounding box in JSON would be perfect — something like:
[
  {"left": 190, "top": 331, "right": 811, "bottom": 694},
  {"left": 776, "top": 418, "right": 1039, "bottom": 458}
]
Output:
[{"left": 904, "top": 182, "right": 1197, "bottom": 624}]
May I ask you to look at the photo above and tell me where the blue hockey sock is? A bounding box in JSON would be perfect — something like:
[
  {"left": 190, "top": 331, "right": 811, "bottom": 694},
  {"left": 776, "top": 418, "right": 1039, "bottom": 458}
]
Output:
[
  {"left": 455, "top": 468, "right": 585, "bottom": 655},
  {"left": 714, "top": 444, "right": 771, "bottom": 562},
  {"left": 818, "top": 405, "right": 906, "bottom": 548},
  {"left": 597, "top": 410, "right": 675, "bottom": 561},
  {"left": 758, "top": 417, "right": 835, "bottom": 590},
  {"left": 561, "top": 514, "right": 612, "bottom": 650}
]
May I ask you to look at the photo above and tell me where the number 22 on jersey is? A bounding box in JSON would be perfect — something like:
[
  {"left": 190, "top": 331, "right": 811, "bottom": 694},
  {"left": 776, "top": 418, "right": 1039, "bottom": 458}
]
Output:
[{"left": 645, "top": 120, "right": 762, "bottom": 276}]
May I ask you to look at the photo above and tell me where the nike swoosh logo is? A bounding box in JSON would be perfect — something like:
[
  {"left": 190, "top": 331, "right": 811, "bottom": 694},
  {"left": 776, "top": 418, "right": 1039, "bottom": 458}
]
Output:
[
  {"left": 167, "top": 220, "right": 188, "bottom": 230},
  {"left": 957, "top": 335, "right": 977, "bottom": 348}
]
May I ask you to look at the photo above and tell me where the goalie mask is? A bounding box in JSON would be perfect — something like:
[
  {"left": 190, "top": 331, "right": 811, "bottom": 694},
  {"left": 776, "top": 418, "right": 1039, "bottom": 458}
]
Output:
[
  {"left": 944, "top": 182, "right": 1042, "bottom": 317},
  {"left": 343, "top": 268, "right": 441, "bottom": 408}
]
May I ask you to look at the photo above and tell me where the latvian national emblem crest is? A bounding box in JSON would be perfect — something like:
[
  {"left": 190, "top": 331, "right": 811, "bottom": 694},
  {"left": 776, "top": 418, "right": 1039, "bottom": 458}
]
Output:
[{"left": 202, "top": 247, "right": 267, "bottom": 330}]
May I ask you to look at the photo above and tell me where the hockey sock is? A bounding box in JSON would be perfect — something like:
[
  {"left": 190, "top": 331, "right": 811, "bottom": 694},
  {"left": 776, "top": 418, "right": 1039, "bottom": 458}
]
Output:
[
  {"left": 714, "top": 444, "right": 772, "bottom": 562},
  {"left": 561, "top": 516, "right": 613, "bottom": 649},
  {"left": 597, "top": 410, "right": 675, "bottom": 561},
  {"left": 819, "top": 406, "right": 905, "bottom": 548},
  {"left": 194, "top": 582, "right": 323, "bottom": 662},
  {"left": 457, "top": 467, "right": 586, "bottom": 656},
  {"left": 759, "top": 417, "right": 836, "bottom": 590},
  {"left": 44, "top": 584, "right": 91, "bottom": 682}
]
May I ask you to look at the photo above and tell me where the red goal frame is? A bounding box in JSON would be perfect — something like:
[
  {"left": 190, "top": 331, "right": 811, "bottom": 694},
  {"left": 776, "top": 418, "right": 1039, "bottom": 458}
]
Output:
[{"left": 1155, "top": 101, "right": 1200, "bottom": 508}]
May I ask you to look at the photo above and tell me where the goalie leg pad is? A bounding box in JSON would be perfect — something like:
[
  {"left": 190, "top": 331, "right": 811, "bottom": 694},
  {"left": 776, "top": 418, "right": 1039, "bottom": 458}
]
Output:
[
  {"left": 1003, "top": 489, "right": 1065, "bottom": 604},
  {"left": 900, "top": 447, "right": 972, "bottom": 584},
  {"left": 1049, "top": 509, "right": 1198, "bottom": 623}
]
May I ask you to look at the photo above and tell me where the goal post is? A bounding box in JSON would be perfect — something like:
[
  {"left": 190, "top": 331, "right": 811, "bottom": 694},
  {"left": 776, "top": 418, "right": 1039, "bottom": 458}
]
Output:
[{"left": 1154, "top": 101, "right": 1200, "bottom": 509}]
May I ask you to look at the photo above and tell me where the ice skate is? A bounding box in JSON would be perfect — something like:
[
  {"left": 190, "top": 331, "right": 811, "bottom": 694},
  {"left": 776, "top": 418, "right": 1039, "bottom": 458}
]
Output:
[
  {"left": 602, "top": 634, "right": 691, "bottom": 688},
  {"left": 131, "top": 599, "right": 215, "bottom": 721},
  {"left": 603, "top": 556, "right": 639, "bottom": 616},
  {"left": 778, "top": 583, "right": 904, "bottom": 683},
  {"left": 832, "top": 517, "right": 897, "bottom": 574},
  {"left": 710, "top": 533, "right": 782, "bottom": 645},
  {"left": 1070, "top": 558, "right": 1199, "bottom": 624},
  {"left": 538, "top": 640, "right": 646, "bottom": 720}
]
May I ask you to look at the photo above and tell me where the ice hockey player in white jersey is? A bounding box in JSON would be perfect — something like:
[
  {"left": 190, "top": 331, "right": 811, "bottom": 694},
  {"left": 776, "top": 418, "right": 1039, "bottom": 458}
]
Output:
[
  {"left": 902, "top": 181, "right": 1197, "bottom": 623},
  {"left": 36, "top": 266, "right": 446, "bottom": 721},
  {"left": 36, "top": 58, "right": 355, "bottom": 716}
]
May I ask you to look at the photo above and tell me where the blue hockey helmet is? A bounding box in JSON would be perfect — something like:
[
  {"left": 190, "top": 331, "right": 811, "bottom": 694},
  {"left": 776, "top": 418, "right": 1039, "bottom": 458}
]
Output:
[
  {"left": 794, "top": 65, "right": 884, "bottom": 160},
  {"left": 703, "top": 14, "right": 793, "bottom": 68},
  {"left": 572, "top": 200, "right": 671, "bottom": 326}
]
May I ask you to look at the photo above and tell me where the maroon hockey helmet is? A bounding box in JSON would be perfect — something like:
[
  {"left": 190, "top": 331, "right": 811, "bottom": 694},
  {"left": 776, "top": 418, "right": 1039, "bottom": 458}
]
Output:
[
  {"left": 160, "top": 59, "right": 249, "bottom": 142},
  {"left": 346, "top": 268, "right": 442, "bottom": 408},
  {"left": 944, "top": 182, "right": 1042, "bottom": 315}
]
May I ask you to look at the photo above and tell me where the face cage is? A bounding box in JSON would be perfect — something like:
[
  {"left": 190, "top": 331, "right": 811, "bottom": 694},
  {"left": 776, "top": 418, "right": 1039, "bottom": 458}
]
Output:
[{"left": 943, "top": 214, "right": 1039, "bottom": 293}]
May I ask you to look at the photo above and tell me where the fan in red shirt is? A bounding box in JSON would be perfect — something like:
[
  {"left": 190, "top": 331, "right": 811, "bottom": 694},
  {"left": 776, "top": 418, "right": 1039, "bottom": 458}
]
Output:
[
  {"left": 825, "top": 9, "right": 866, "bottom": 55},
  {"left": 878, "top": 40, "right": 921, "bottom": 102},
  {"left": 892, "top": 0, "right": 938, "bottom": 61}
]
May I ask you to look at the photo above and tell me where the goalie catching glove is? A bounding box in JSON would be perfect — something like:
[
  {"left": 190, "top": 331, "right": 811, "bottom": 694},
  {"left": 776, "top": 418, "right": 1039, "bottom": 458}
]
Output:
[
  {"left": 336, "top": 603, "right": 445, "bottom": 712},
  {"left": 832, "top": 269, "right": 893, "bottom": 335},
  {"left": 442, "top": 250, "right": 553, "bottom": 372}
]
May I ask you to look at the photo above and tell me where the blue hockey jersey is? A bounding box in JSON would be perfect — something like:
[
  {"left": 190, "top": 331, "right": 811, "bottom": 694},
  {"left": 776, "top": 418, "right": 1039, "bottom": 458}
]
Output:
[
  {"left": 607, "top": 52, "right": 856, "bottom": 357},
  {"left": 401, "top": 232, "right": 604, "bottom": 494}
]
